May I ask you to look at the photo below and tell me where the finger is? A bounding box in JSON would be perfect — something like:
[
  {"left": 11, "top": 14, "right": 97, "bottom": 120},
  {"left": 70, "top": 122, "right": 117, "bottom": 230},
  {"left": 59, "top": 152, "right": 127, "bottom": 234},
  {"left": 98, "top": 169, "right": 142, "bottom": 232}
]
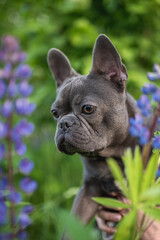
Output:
[
  {"left": 95, "top": 216, "right": 117, "bottom": 234},
  {"left": 96, "top": 210, "right": 122, "bottom": 222}
]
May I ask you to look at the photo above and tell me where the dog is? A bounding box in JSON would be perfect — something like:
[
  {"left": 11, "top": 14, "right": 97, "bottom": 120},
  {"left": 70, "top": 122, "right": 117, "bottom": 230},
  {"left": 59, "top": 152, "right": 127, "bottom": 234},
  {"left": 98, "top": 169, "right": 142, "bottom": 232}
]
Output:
[{"left": 47, "top": 34, "right": 152, "bottom": 239}]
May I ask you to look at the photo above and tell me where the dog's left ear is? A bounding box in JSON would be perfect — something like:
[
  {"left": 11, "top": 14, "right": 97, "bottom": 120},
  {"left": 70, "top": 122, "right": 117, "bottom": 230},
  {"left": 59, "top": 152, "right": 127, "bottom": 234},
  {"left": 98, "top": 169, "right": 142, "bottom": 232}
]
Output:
[{"left": 90, "top": 34, "right": 128, "bottom": 83}]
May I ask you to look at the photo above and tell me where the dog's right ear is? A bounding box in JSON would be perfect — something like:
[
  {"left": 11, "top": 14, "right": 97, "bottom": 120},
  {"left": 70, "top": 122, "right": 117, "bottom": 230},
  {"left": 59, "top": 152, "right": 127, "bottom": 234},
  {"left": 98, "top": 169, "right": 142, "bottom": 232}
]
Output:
[{"left": 47, "top": 49, "right": 78, "bottom": 88}]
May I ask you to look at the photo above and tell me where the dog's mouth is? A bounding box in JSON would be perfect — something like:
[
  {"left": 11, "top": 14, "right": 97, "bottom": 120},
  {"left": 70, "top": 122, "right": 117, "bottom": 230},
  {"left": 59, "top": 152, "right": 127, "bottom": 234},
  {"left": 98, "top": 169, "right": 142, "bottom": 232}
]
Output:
[{"left": 56, "top": 132, "right": 105, "bottom": 156}]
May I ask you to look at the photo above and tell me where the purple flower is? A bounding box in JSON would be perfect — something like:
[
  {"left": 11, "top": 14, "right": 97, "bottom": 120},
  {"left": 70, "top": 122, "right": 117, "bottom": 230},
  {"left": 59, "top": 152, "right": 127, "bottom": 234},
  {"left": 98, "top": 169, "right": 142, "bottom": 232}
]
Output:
[
  {"left": 147, "top": 72, "right": 159, "bottom": 81},
  {"left": 18, "top": 81, "right": 33, "bottom": 97},
  {"left": 9, "top": 190, "right": 22, "bottom": 204},
  {"left": 141, "top": 83, "right": 157, "bottom": 95},
  {"left": 8, "top": 79, "right": 17, "bottom": 97},
  {"left": 152, "top": 136, "right": 160, "bottom": 149},
  {"left": 153, "top": 63, "right": 160, "bottom": 75},
  {"left": 3, "top": 63, "right": 12, "bottom": 79},
  {"left": 139, "top": 127, "right": 150, "bottom": 145},
  {"left": 13, "top": 120, "right": 34, "bottom": 141},
  {"left": 0, "top": 79, "right": 6, "bottom": 98},
  {"left": 152, "top": 89, "right": 160, "bottom": 102},
  {"left": 19, "top": 212, "right": 31, "bottom": 228},
  {"left": 14, "top": 99, "right": 36, "bottom": 116},
  {"left": 137, "top": 95, "right": 151, "bottom": 116},
  {"left": 2, "top": 100, "right": 12, "bottom": 118},
  {"left": 22, "top": 205, "right": 34, "bottom": 214},
  {"left": 0, "top": 144, "right": 5, "bottom": 161},
  {"left": 20, "top": 177, "right": 37, "bottom": 194},
  {"left": 19, "top": 159, "right": 34, "bottom": 175},
  {"left": 0, "top": 121, "right": 7, "bottom": 139},
  {"left": 0, "top": 200, "right": 7, "bottom": 225},
  {"left": 18, "top": 231, "right": 28, "bottom": 240},
  {"left": 2, "top": 35, "right": 19, "bottom": 53},
  {"left": 14, "top": 140, "right": 27, "bottom": 156},
  {"left": 15, "top": 64, "right": 32, "bottom": 79}
]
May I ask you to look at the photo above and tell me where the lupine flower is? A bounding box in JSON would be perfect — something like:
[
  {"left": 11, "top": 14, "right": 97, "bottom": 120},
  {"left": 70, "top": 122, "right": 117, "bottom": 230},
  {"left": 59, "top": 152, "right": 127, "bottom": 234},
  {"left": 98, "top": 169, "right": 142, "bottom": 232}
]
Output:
[
  {"left": 8, "top": 79, "right": 17, "bottom": 97},
  {"left": 22, "top": 205, "right": 34, "bottom": 214},
  {"left": 2, "top": 100, "right": 12, "bottom": 118},
  {"left": 152, "top": 89, "right": 160, "bottom": 102},
  {"left": 0, "top": 79, "right": 6, "bottom": 98},
  {"left": 18, "top": 81, "right": 33, "bottom": 97},
  {"left": 9, "top": 190, "right": 22, "bottom": 204},
  {"left": 14, "top": 99, "right": 36, "bottom": 116},
  {"left": 18, "top": 231, "right": 28, "bottom": 240},
  {"left": 147, "top": 63, "right": 160, "bottom": 81},
  {"left": 142, "top": 83, "right": 157, "bottom": 95},
  {"left": 0, "top": 200, "right": 7, "bottom": 224},
  {"left": 0, "top": 144, "right": 5, "bottom": 161},
  {"left": 0, "top": 121, "right": 7, "bottom": 139},
  {"left": 19, "top": 212, "right": 31, "bottom": 228},
  {"left": 15, "top": 64, "right": 32, "bottom": 79},
  {"left": 0, "top": 35, "right": 37, "bottom": 238},
  {"left": 14, "top": 140, "right": 27, "bottom": 156},
  {"left": 137, "top": 95, "right": 151, "bottom": 116},
  {"left": 156, "top": 168, "right": 160, "bottom": 178},
  {"left": 19, "top": 159, "right": 34, "bottom": 175},
  {"left": 20, "top": 177, "right": 37, "bottom": 194},
  {"left": 152, "top": 136, "right": 160, "bottom": 149}
]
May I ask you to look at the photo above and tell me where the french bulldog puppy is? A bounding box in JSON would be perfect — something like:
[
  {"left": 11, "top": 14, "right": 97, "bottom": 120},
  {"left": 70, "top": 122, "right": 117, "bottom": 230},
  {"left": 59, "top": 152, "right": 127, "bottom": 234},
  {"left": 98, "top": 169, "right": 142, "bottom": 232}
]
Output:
[{"left": 47, "top": 34, "right": 151, "bottom": 239}]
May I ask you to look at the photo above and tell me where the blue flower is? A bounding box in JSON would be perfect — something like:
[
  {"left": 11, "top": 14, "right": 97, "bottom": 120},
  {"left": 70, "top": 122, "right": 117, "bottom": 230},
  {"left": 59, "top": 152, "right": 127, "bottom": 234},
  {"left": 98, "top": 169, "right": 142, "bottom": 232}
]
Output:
[
  {"left": 14, "top": 140, "right": 27, "bottom": 156},
  {"left": 156, "top": 169, "right": 160, "bottom": 178},
  {"left": 0, "top": 79, "right": 6, "bottom": 99},
  {"left": 141, "top": 83, "right": 157, "bottom": 95},
  {"left": 22, "top": 205, "right": 34, "bottom": 214},
  {"left": 0, "top": 200, "right": 7, "bottom": 225},
  {"left": 9, "top": 190, "right": 22, "bottom": 204},
  {"left": 19, "top": 212, "right": 31, "bottom": 228},
  {"left": 15, "top": 64, "right": 32, "bottom": 79},
  {"left": 147, "top": 72, "right": 158, "bottom": 81},
  {"left": 152, "top": 89, "right": 160, "bottom": 102},
  {"left": 0, "top": 144, "right": 5, "bottom": 161},
  {"left": 18, "top": 231, "right": 28, "bottom": 240},
  {"left": 2, "top": 100, "right": 12, "bottom": 118},
  {"left": 152, "top": 136, "right": 160, "bottom": 149},
  {"left": 12, "top": 120, "right": 34, "bottom": 142},
  {"left": 14, "top": 99, "right": 36, "bottom": 116},
  {"left": 20, "top": 177, "right": 37, "bottom": 194},
  {"left": 137, "top": 95, "right": 151, "bottom": 116},
  {"left": 8, "top": 80, "right": 17, "bottom": 97},
  {"left": 0, "top": 121, "right": 7, "bottom": 139},
  {"left": 18, "top": 81, "right": 33, "bottom": 97},
  {"left": 19, "top": 159, "right": 34, "bottom": 175}
]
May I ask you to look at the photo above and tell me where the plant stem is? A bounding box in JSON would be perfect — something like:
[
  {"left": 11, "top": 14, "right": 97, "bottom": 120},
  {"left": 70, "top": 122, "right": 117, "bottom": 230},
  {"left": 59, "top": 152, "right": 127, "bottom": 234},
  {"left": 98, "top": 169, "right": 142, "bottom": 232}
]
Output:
[
  {"left": 142, "top": 102, "right": 160, "bottom": 168},
  {"left": 7, "top": 113, "right": 16, "bottom": 236}
]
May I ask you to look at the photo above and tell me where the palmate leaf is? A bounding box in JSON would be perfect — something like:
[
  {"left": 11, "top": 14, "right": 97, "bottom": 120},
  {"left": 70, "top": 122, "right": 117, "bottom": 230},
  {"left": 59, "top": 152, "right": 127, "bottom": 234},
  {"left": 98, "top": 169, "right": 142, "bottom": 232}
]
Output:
[
  {"left": 140, "top": 185, "right": 160, "bottom": 206},
  {"left": 108, "top": 159, "right": 129, "bottom": 197},
  {"left": 133, "top": 147, "right": 143, "bottom": 200},
  {"left": 92, "top": 197, "right": 130, "bottom": 209},
  {"left": 141, "top": 207, "right": 160, "bottom": 222},
  {"left": 114, "top": 209, "right": 138, "bottom": 240},
  {"left": 141, "top": 152, "right": 159, "bottom": 193}
]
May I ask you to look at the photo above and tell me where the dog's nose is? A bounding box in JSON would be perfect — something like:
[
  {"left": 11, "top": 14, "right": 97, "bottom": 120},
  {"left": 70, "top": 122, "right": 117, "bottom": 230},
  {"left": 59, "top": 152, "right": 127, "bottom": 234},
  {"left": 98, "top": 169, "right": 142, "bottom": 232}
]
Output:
[{"left": 59, "top": 118, "right": 74, "bottom": 132}]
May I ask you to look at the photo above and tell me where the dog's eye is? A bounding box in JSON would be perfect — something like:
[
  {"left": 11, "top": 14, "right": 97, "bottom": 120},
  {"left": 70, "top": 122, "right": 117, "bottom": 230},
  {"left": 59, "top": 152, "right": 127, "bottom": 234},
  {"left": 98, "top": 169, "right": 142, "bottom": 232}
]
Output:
[
  {"left": 51, "top": 109, "right": 59, "bottom": 118},
  {"left": 82, "top": 105, "right": 96, "bottom": 114}
]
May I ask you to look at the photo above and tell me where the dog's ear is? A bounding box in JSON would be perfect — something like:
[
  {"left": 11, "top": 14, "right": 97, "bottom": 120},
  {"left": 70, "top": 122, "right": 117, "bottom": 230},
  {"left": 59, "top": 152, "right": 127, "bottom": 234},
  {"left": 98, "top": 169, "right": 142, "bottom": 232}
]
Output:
[
  {"left": 90, "top": 34, "right": 128, "bottom": 83},
  {"left": 47, "top": 49, "right": 78, "bottom": 88}
]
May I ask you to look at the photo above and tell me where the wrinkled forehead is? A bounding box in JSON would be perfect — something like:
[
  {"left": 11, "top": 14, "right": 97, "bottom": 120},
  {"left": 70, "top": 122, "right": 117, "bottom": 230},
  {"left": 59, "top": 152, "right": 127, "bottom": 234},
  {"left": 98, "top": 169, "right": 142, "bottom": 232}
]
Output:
[{"left": 53, "top": 74, "right": 123, "bottom": 107}]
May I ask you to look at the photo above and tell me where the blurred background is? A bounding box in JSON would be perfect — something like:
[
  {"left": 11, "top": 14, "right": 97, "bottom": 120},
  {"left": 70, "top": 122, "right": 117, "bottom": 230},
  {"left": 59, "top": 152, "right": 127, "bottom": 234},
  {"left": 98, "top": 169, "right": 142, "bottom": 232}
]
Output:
[{"left": 0, "top": 0, "right": 160, "bottom": 239}]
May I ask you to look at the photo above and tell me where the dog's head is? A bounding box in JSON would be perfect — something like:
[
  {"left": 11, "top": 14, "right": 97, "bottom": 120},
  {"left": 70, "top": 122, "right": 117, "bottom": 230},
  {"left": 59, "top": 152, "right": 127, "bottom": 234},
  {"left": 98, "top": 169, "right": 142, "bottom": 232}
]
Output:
[{"left": 47, "top": 34, "right": 129, "bottom": 157}]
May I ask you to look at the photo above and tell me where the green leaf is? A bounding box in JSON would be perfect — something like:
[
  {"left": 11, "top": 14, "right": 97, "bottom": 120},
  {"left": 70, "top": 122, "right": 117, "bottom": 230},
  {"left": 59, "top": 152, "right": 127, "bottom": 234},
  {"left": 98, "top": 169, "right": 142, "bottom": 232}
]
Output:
[
  {"left": 92, "top": 197, "right": 130, "bottom": 209},
  {"left": 122, "top": 148, "right": 136, "bottom": 204},
  {"left": 141, "top": 207, "right": 160, "bottom": 222},
  {"left": 140, "top": 185, "right": 160, "bottom": 205},
  {"left": 114, "top": 210, "right": 138, "bottom": 240},
  {"left": 108, "top": 158, "right": 129, "bottom": 197},
  {"left": 141, "top": 152, "right": 159, "bottom": 193}
]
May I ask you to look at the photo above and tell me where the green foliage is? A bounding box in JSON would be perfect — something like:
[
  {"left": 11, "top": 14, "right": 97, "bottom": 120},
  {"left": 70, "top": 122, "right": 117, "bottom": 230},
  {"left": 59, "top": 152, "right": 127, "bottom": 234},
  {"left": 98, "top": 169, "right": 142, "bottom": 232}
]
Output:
[
  {"left": 0, "top": 0, "right": 160, "bottom": 239},
  {"left": 93, "top": 148, "right": 160, "bottom": 240}
]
